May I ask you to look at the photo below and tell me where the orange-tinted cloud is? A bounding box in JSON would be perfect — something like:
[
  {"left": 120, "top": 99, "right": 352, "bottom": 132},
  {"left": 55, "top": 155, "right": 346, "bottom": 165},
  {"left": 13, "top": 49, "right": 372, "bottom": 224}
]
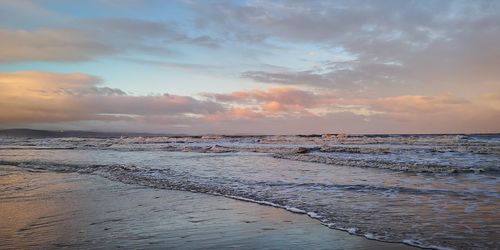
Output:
[
  {"left": 207, "top": 86, "right": 336, "bottom": 105},
  {"left": 204, "top": 86, "right": 337, "bottom": 116},
  {"left": 358, "top": 95, "right": 469, "bottom": 114},
  {"left": 206, "top": 107, "right": 263, "bottom": 122},
  {"left": 0, "top": 71, "right": 223, "bottom": 124},
  {"left": 0, "top": 71, "right": 498, "bottom": 134},
  {"left": 263, "top": 101, "right": 284, "bottom": 113}
]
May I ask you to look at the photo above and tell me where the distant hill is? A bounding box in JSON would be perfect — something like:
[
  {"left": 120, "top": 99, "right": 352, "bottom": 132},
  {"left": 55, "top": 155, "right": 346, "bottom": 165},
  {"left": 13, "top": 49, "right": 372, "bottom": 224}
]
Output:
[
  {"left": 1, "top": 128, "right": 496, "bottom": 138},
  {"left": 0, "top": 129, "right": 170, "bottom": 138}
]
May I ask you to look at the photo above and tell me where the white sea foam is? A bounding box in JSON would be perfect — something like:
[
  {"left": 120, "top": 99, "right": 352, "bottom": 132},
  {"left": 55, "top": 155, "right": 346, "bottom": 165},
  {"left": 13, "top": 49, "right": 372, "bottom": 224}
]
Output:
[
  {"left": 364, "top": 233, "right": 376, "bottom": 239},
  {"left": 0, "top": 134, "right": 498, "bottom": 249},
  {"left": 307, "top": 211, "right": 322, "bottom": 219},
  {"left": 285, "top": 206, "right": 307, "bottom": 214}
]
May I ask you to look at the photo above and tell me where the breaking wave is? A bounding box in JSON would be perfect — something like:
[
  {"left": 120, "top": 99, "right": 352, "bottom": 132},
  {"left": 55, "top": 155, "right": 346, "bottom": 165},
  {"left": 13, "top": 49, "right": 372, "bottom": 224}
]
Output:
[{"left": 1, "top": 133, "right": 499, "bottom": 249}]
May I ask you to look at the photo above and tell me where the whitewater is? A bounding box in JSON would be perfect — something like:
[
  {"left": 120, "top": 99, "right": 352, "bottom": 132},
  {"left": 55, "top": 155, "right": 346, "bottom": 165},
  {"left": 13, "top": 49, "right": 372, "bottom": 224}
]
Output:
[{"left": 0, "top": 134, "right": 498, "bottom": 249}]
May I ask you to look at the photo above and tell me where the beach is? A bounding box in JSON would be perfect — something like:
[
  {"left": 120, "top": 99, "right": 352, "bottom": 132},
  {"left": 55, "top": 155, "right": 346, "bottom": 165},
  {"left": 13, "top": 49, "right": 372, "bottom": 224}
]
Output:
[
  {"left": 0, "top": 165, "right": 414, "bottom": 249},
  {"left": 1, "top": 1, "right": 498, "bottom": 249}
]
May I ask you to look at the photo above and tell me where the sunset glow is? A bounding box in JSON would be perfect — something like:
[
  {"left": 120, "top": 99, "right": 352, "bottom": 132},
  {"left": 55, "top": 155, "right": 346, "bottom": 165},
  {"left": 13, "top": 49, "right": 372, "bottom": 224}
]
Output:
[{"left": 1, "top": 0, "right": 499, "bottom": 134}]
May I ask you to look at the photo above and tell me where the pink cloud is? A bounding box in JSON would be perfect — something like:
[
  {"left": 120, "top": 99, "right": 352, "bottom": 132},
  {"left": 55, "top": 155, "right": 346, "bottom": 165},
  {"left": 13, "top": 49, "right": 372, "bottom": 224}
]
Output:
[
  {"left": 364, "top": 95, "right": 470, "bottom": 114},
  {"left": 206, "top": 86, "right": 337, "bottom": 106},
  {"left": 206, "top": 107, "right": 263, "bottom": 121},
  {"left": 1, "top": 71, "right": 498, "bottom": 134},
  {"left": 0, "top": 71, "right": 223, "bottom": 124},
  {"left": 263, "top": 101, "right": 284, "bottom": 113},
  {"left": 204, "top": 86, "right": 338, "bottom": 116}
]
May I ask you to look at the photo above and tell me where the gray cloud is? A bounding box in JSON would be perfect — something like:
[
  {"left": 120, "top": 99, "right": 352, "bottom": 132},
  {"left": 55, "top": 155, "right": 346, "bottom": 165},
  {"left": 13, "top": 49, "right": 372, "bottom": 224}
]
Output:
[
  {"left": 122, "top": 58, "right": 220, "bottom": 71},
  {"left": 241, "top": 60, "right": 407, "bottom": 90},
  {"left": 0, "top": 16, "right": 222, "bottom": 63},
  {"left": 0, "top": 28, "right": 116, "bottom": 63},
  {"left": 190, "top": 0, "right": 500, "bottom": 93}
]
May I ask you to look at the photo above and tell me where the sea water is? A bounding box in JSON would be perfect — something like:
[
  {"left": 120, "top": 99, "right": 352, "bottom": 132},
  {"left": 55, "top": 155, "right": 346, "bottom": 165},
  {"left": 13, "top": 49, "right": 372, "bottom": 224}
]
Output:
[{"left": 0, "top": 134, "right": 498, "bottom": 249}]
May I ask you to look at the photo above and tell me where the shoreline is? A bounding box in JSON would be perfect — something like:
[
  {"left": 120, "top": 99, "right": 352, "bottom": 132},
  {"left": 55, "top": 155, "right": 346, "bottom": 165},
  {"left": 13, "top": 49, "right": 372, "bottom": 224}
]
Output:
[{"left": 1, "top": 165, "right": 415, "bottom": 249}]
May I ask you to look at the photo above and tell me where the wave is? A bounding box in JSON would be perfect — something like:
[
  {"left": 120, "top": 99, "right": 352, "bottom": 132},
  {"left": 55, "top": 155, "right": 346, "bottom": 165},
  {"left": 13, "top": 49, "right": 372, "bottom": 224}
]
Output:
[
  {"left": 2, "top": 134, "right": 498, "bottom": 175},
  {"left": 2, "top": 159, "right": 495, "bottom": 197},
  {"left": 1, "top": 141, "right": 498, "bottom": 173},
  {"left": 274, "top": 153, "right": 499, "bottom": 173},
  {"left": 1, "top": 159, "right": 498, "bottom": 249}
]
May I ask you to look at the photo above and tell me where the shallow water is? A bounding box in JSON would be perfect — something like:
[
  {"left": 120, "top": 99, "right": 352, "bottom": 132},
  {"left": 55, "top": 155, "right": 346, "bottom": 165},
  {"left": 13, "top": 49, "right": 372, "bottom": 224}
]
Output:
[
  {"left": 0, "top": 134, "right": 498, "bottom": 249},
  {"left": 0, "top": 166, "right": 413, "bottom": 250}
]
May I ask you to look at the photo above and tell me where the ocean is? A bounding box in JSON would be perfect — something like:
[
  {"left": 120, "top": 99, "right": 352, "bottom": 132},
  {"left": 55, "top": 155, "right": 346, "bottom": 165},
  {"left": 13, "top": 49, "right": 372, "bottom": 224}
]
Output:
[{"left": 0, "top": 134, "right": 498, "bottom": 249}]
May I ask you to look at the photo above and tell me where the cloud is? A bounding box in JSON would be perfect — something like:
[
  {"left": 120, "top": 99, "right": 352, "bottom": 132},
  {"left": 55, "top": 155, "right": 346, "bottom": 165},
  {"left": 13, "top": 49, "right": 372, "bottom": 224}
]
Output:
[
  {"left": 189, "top": 0, "right": 500, "bottom": 95},
  {"left": 0, "top": 1, "right": 498, "bottom": 133},
  {"left": 187, "top": 35, "right": 222, "bottom": 48},
  {"left": 0, "top": 71, "right": 224, "bottom": 124},
  {"left": 0, "top": 71, "right": 125, "bottom": 96},
  {"left": 360, "top": 95, "right": 470, "bottom": 114},
  {"left": 122, "top": 58, "right": 220, "bottom": 71},
  {"left": 206, "top": 107, "right": 264, "bottom": 121},
  {"left": 0, "top": 16, "right": 222, "bottom": 63},
  {"left": 241, "top": 70, "right": 336, "bottom": 87},
  {"left": 204, "top": 86, "right": 338, "bottom": 116},
  {"left": 0, "top": 0, "right": 66, "bottom": 28},
  {"left": 205, "top": 87, "right": 335, "bottom": 106},
  {"left": 202, "top": 86, "right": 499, "bottom": 133},
  {"left": 0, "top": 28, "right": 117, "bottom": 63},
  {"left": 178, "top": 109, "right": 499, "bottom": 135},
  {"left": 241, "top": 60, "right": 408, "bottom": 90},
  {"left": 0, "top": 71, "right": 497, "bottom": 133},
  {"left": 3, "top": 1, "right": 499, "bottom": 102}
]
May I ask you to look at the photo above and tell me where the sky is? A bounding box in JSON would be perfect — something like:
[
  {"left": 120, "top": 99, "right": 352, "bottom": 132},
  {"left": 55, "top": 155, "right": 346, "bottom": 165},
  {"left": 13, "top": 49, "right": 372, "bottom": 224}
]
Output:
[{"left": 0, "top": 0, "right": 499, "bottom": 134}]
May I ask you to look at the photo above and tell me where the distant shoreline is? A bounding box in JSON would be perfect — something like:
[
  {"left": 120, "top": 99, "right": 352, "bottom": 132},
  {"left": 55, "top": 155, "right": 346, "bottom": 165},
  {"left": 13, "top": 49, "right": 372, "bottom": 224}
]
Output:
[{"left": 0, "top": 128, "right": 498, "bottom": 138}]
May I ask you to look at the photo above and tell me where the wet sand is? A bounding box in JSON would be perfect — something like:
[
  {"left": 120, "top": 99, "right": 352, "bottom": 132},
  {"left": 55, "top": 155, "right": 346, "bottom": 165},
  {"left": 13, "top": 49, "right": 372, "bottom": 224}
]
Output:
[{"left": 0, "top": 165, "right": 414, "bottom": 249}]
